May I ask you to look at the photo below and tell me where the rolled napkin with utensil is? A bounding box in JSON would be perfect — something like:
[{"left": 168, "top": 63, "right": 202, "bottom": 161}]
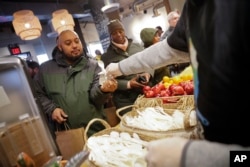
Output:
[{"left": 98, "top": 61, "right": 118, "bottom": 93}]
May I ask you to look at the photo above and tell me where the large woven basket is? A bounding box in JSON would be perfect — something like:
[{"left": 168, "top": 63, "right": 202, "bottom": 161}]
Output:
[
  {"left": 134, "top": 95, "right": 195, "bottom": 110},
  {"left": 116, "top": 105, "right": 199, "bottom": 140},
  {"left": 83, "top": 118, "right": 156, "bottom": 167}
]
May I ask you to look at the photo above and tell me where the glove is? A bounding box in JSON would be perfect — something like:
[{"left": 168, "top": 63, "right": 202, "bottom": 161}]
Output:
[
  {"left": 145, "top": 137, "right": 188, "bottom": 167},
  {"left": 106, "top": 63, "right": 122, "bottom": 78}
]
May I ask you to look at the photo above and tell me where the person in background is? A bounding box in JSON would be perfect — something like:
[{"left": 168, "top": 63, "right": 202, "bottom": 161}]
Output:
[
  {"left": 26, "top": 60, "right": 40, "bottom": 79},
  {"left": 160, "top": 10, "right": 187, "bottom": 77},
  {"left": 34, "top": 30, "right": 118, "bottom": 137},
  {"left": 140, "top": 27, "right": 189, "bottom": 80},
  {"left": 140, "top": 27, "right": 170, "bottom": 84},
  {"left": 160, "top": 10, "right": 180, "bottom": 41},
  {"left": 155, "top": 26, "right": 164, "bottom": 39},
  {"left": 140, "top": 28, "right": 160, "bottom": 48},
  {"left": 106, "top": 0, "right": 250, "bottom": 166},
  {"left": 94, "top": 49, "right": 102, "bottom": 61},
  {"left": 101, "top": 19, "right": 152, "bottom": 114}
]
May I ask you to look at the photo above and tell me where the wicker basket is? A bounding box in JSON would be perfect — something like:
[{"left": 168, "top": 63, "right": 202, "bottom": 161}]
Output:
[
  {"left": 83, "top": 118, "right": 156, "bottom": 167},
  {"left": 116, "top": 105, "right": 199, "bottom": 140},
  {"left": 134, "top": 95, "right": 195, "bottom": 110}
]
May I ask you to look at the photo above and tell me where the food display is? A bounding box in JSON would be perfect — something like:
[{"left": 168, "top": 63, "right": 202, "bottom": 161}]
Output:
[
  {"left": 123, "top": 106, "right": 196, "bottom": 131},
  {"left": 86, "top": 131, "right": 147, "bottom": 167},
  {"left": 117, "top": 106, "right": 198, "bottom": 139},
  {"left": 143, "top": 65, "right": 194, "bottom": 98},
  {"left": 143, "top": 78, "right": 194, "bottom": 98},
  {"left": 82, "top": 119, "right": 154, "bottom": 167},
  {"left": 143, "top": 80, "right": 194, "bottom": 98},
  {"left": 77, "top": 66, "right": 199, "bottom": 167}
]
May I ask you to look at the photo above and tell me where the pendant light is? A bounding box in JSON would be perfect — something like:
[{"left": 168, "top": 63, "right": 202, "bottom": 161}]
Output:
[
  {"left": 12, "top": 10, "right": 42, "bottom": 40},
  {"left": 101, "top": 0, "right": 120, "bottom": 13},
  {"left": 51, "top": 9, "right": 75, "bottom": 34}
]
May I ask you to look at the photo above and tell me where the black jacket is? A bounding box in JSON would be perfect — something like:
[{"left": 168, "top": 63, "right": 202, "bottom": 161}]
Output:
[
  {"left": 101, "top": 38, "right": 145, "bottom": 111},
  {"left": 170, "top": 0, "right": 249, "bottom": 146}
]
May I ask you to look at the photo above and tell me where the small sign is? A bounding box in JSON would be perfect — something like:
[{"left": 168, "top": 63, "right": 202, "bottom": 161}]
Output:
[
  {"left": 8, "top": 44, "right": 21, "bottom": 55},
  {"left": 230, "top": 151, "right": 250, "bottom": 167}
]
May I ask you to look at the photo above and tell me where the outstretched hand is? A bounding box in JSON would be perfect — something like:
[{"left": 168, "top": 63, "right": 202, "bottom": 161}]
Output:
[
  {"left": 105, "top": 63, "right": 122, "bottom": 78},
  {"left": 145, "top": 137, "right": 189, "bottom": 167}
]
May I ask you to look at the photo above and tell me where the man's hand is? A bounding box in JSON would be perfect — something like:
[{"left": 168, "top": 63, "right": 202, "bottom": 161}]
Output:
[
  {"left": 105, "top": 63, "right": 122, "bottom": 78},
  {"left": 52, "top": 108, "right": 68, "bottom": 124},
  {"left": 145, "top": 137, "right": 189, "bottom": 167},
  {"left": 137, "top": 73, "right": 151, "bottom": 85},
  {"left": 129, "top": 76, "right": 145, "bottom": 89}
]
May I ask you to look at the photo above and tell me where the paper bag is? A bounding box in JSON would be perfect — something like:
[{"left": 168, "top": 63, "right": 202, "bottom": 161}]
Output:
[
  {"left": 104, "top": 106, "right": 120, "bottom": 127},
  {"left": 104, "top": 97, "right": 120, "bottom": 127},
  {"left": 55, "top": 125, "right": 85, "bottom": 160}
]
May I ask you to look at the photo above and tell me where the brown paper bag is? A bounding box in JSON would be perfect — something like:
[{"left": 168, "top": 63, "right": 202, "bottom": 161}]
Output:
[
  {"left": 104, "top": 97, "right": 120, "bottom": 127},
  {"left": 104, "top": 106, "right": 120, "bottom": 127},
  {"left": 55, "top": 124, "right": 85, "bottom": 160}
]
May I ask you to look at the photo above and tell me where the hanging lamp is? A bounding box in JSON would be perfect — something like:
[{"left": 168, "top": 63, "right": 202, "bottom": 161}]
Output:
[
  {"left": 51, "top": 9, "right": 75, "bottom": 34},
  {"left": 12, "top": 10, "right": 42, "bottom": 40},
  {"left": 101, "top": 0, "right": 120, "bottom": 13}
]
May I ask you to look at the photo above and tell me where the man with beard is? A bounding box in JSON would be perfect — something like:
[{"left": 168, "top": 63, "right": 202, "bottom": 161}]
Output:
[{"left": 34, "top": 30, "right": 118, "bottom": 137}]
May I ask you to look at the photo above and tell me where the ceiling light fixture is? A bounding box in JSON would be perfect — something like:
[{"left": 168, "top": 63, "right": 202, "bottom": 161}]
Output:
[
  {"left": 101, "top": 0, "right": 120, "bottom": 13},
  {"left": 12, "top": 10, "right": 42, "bottom": 40},
  {"left": 51, "top": 9, "right": 75, "bottom": 34}
]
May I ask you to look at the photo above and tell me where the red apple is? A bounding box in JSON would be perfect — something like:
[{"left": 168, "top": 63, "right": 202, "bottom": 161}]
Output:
[
  {"left": 159, "top": 90, "right": 169, "bottom": 97},
  {"left": 184, "top": 82, "right": 194, "bottom": 95},
  {"left": 145, "top": 90, "right": 155, "bottom": 98},
  {"left": 143, "top": 85, "right": 151, "bottom": 93},
  {"left": 157, "top": 83, "right": 166, "bottom": 90},
  {"left": 152, "top": 86, "right": 161, "bottom": 95},
  {"left": 171, "top": 85, "right": 185, "bottom": 96}
]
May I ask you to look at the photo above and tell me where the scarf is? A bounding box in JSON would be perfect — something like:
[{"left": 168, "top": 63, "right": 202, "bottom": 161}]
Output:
[{"left": 112, "top": 38, "right": 128, "bottom": 51}]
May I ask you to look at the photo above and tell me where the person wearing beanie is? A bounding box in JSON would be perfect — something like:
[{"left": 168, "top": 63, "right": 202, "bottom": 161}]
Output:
[
  {"left": 101, "top": 19, "right": 153, "bottom": 115},
  {"left": 140, "top": 28, "right": 160, "bottom": 48},
  {"left": 139, "top": 27, "right": 170, "bottom": 85},
  {"left": 107, "top": 19, "right": 125, "bottom": 35}
]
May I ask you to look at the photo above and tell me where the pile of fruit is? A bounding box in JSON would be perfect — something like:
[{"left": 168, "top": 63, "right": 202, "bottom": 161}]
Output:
[{"left": 143, "top": 66, "right": 194, "bottom": 98}]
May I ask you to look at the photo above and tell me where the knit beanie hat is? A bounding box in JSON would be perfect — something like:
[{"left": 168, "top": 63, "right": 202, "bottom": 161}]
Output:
[
  {"left": 140, "top": 28, "right": 158, "bottom": 47},
  {"left": 107, "top": 19, "right": 125, "bottom": 34}
]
